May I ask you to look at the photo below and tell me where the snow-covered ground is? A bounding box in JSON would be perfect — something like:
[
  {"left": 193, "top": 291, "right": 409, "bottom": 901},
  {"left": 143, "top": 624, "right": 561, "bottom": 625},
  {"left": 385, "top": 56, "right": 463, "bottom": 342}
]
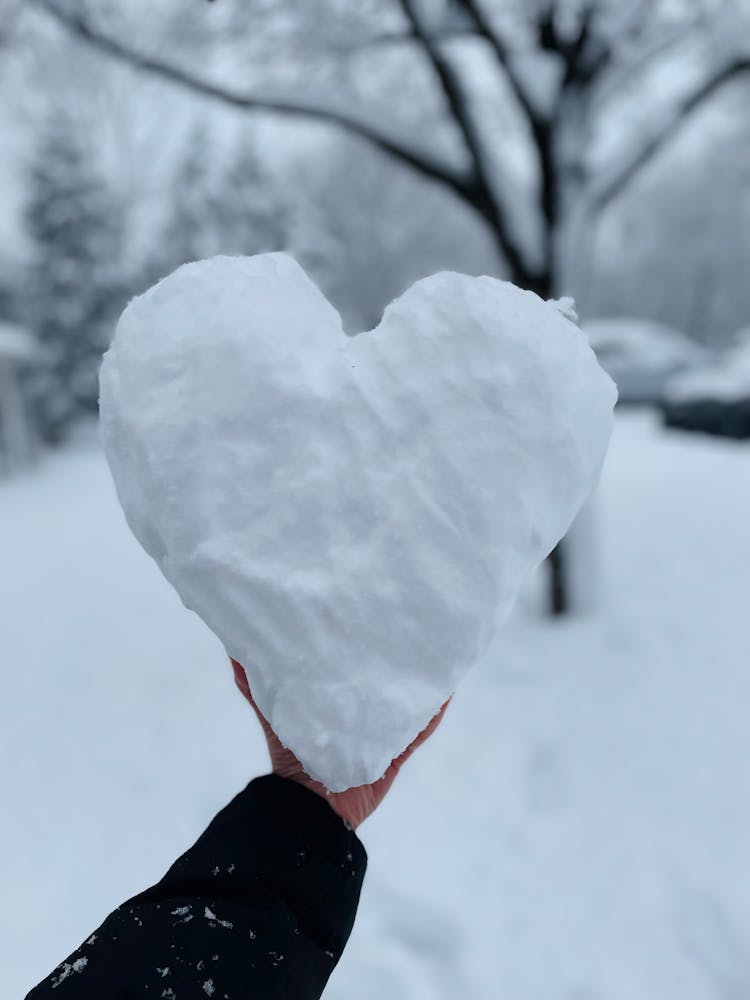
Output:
[{"left": 2, "top": 411, "right": 749, "bottom": 999}]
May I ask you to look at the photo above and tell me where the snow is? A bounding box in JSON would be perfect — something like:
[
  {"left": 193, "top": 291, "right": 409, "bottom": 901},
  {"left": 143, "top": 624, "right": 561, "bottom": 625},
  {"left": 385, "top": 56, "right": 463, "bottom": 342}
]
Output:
[
  {"left": 204, "top": 907, "right": 233, "bottom": 930},
  {"left": 2, "top": 411, "right": 750, "bottom": 998},
  {"left": 245, "top": 86, "right": 472, "bottom": 188},
  {"left": 49, "top": 955, "right": 88, "bottom": 989},
  {"left": 99, "top": 253, "right": 615, "bottom": 791},
  {"left": 583, "top": 317, "right": 707, "bottom": 403},
  {"left": 0, "top": 321, "right": 36, "bottom": 363},
  {"left": 666, "top": 333, "right": 750, "bottom": 403},
  {"left": 508, "top": 49, "right": 565, "bottom": 122}
]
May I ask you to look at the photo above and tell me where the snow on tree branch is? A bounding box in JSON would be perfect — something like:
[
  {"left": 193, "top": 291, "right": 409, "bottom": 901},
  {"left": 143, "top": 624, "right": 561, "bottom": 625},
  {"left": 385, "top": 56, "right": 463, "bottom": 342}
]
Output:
[
  {"left": 397, "top": 0, "right": 536, "bottom": 281},
  {"left": 591, "top": 51, "right": 750, "bottom": 214},
  {"left": 345, "top": 24, "right": 480, "bottom": 50},
  {"left": 457, "top": 0, "right": 544, "bottom": 126},
  {"left": 592, "top": 17, "right": 702, "bottom": 110},
  {"left": 30, "top": 0, "right": 473, "bottom": 203}
]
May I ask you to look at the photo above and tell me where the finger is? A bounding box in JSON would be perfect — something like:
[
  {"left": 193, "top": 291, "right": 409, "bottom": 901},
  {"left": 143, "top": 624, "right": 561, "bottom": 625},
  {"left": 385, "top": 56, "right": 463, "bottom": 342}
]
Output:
[
  {"left": 229, "top": 658, "right": 277, "bottom": 739},
  {"left": 231, "top": 657, "right": 251, "bottom": 697},
  {"left": 396, "top": 696, "right": 452, "bottom": 764}
]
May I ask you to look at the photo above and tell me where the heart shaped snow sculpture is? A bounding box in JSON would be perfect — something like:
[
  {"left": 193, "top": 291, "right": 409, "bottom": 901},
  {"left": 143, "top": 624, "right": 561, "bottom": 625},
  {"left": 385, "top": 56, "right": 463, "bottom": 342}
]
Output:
[{"left": 100, "top": 254, "right": 616, "bottom": 790}]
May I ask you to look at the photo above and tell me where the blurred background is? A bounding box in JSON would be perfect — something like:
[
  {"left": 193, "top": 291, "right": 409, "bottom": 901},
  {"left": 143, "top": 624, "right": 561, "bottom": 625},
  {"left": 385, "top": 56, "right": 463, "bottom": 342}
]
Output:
[{"left": 1, "top": 1, "right": 748, "bottom": 997}]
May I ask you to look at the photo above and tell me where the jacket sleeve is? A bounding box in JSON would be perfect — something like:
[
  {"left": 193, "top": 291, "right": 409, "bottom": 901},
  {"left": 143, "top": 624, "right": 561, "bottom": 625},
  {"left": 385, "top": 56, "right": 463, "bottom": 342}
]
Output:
[{"left": 26, "top": 775, "right": 367, "bottom": 1000}]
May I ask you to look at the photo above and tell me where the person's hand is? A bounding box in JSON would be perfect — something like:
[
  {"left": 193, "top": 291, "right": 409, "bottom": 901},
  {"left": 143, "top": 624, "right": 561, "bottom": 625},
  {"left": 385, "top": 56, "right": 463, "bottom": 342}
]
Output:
[{"left": 231, "top": 659, "right": 449, "bottom": 830}]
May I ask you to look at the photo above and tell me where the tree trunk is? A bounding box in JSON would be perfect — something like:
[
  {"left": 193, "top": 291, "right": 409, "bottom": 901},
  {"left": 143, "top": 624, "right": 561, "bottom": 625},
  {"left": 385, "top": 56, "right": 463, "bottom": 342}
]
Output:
[
  {"left": 547, "top": 541, "right": 568, "bottom": 615},
  {"left": 509, "top": 267, "right": 570, "bottom": 616}
]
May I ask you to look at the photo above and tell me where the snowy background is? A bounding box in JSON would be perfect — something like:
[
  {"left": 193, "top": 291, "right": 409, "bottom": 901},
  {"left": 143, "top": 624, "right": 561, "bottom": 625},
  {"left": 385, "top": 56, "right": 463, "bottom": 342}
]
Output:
[
  {"left": 1, "top": 1, "right": 749, "bottom": 997},
  {"left": 3, "top": 413, "right": 749, "bottom": 999}
]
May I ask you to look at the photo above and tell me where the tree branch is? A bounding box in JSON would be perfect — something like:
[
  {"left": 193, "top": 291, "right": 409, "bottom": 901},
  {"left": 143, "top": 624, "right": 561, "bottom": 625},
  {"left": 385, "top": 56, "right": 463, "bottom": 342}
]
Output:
[
  {"left": 592, "top": 18, "right": 700, "bottom": 109},
  {"left": 457, "top": 0, "right": 543, "bottom": 128},
  {"left": 345, "top": 24, "right": 480, "bottom": 50},
  {"left": 561, "top": 2, "right": 604, "bottom": 89},
  {"left": 591, "top": 53, "right": 750, "bottom": 214},
  {"left": 29, "top": 0, "right": 473, "bottom": 202},
  {"left": 618, "top": 0, "right": 660, "bottom": 42},
  {"left": 457, "top": 0, "right": 569, "bottom": 277},
  {"left": 397, "top": 0, "right": 482, "bottom": 164},
  {"left": 396, "top": 0, "right": 534, "bottom": 281}
]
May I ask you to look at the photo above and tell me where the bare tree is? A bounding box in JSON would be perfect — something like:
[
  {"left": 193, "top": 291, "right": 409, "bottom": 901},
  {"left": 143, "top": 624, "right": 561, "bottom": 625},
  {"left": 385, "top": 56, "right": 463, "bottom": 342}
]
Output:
[
  {"left": 28, "top": 0, "right": 750, "bottom": 610},
  {"left": 293, "top": 131, "right": 501, "bottom": 332}
]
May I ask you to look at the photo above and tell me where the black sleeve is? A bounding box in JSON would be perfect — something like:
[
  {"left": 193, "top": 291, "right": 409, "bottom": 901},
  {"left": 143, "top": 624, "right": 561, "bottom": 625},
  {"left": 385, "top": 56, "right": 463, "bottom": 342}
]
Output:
[{"left": 26, "top": 775, "right": 367, "bottom": 1000}]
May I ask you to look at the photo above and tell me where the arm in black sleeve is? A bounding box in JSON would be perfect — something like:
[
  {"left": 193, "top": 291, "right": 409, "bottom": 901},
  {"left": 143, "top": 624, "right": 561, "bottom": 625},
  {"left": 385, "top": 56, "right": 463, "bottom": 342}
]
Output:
[{"left": 26, "top": 775, "right": 367, "bottom": 1000}]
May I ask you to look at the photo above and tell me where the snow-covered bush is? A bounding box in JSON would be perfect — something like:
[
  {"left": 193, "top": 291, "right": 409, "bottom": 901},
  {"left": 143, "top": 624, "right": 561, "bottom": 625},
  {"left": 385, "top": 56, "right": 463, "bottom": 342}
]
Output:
[
  {"left": 582, "top": 318, "right": 707, "bottom": 405},
  {"left": 728, "top": 325, "right": 750, "bottom": 353},
  {"left": 661, "top": 331, "right": 750, "bottom": 439}
]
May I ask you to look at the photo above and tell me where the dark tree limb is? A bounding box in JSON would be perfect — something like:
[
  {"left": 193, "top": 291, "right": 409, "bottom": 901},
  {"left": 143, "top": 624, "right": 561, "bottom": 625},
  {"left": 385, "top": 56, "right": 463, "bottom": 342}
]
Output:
[
  {"left": 547, "top": 542, "right": 567, "bottom": 615},
  {"left": 457, "top": 0, "right": 543, "bottom": 128},
  {"left": 592, "top": 18, "right": 700, "bottom": 108},
  {"left": 345, "top": 24, "right": 480, "bottom": 49},
  {"left": 591, "top": 53, "right": 750, "bottom": 213},
  {"left": 397, "top": 0, "right": 537, "bottom": 282},
  {"left": 455, "top": 1, "right": 568, "bottom": 274},
  {"left": 561, "top": 2, "right": 608, "bottom": 89},
  {"left": 29, "top": 0, "right": 474, "bottom": 203},
  {"left": 397, "top": 0, "right": 481, "bottom": 156}
]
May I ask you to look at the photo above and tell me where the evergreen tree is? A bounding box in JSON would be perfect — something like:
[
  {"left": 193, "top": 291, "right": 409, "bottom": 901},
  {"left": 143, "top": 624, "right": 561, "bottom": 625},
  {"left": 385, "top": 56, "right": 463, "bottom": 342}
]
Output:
[
  {"left": 217, "top": 133, "right": 287, "bottom": 256},
  {"left": 157, "top": 123, "right": 287, "bottom": 279},
  {"left": 24, "top": 108, "right": 125, "bottom": 442},
  {"left": 160, "top": 122, "right": 223, "bottom": 268}
]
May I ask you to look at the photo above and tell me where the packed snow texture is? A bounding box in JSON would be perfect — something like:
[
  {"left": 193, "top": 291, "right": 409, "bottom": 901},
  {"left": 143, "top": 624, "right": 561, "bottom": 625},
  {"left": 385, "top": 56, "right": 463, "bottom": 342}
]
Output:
[{"left": 99, "top": 254, "right": 616, "bottom": 790}]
